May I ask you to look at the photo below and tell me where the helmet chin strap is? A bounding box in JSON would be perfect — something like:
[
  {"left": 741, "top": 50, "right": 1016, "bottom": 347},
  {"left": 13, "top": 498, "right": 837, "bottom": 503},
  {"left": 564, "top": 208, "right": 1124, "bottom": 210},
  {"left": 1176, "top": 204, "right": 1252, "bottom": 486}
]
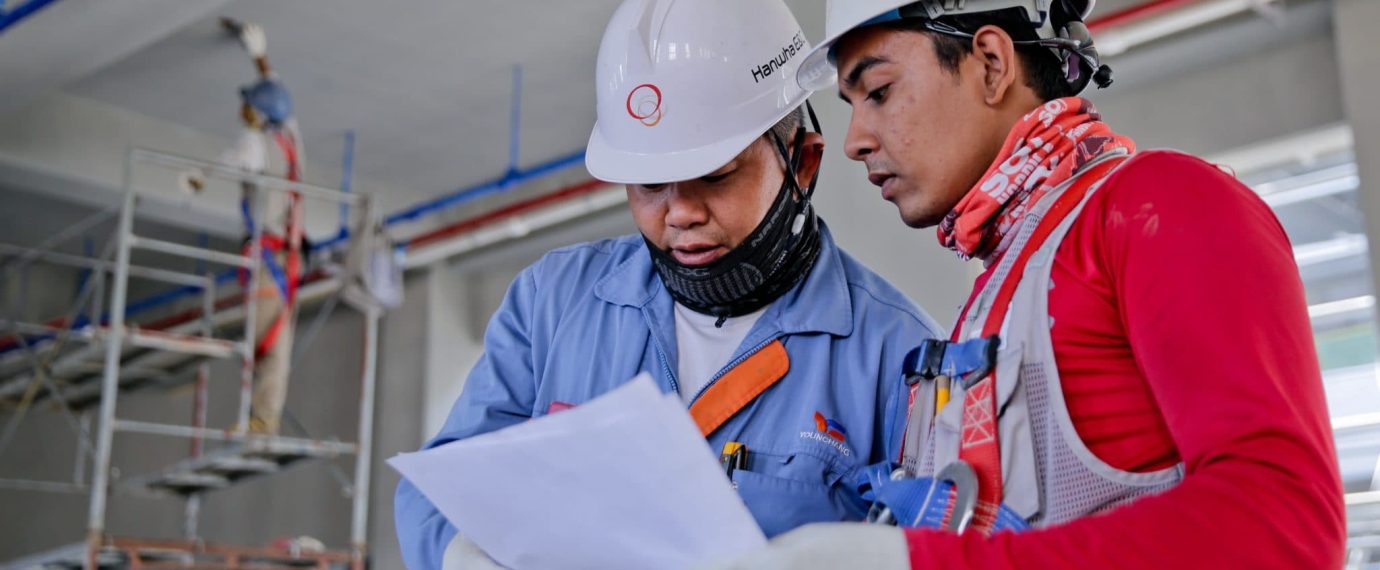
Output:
[
  {"left": 646, "top": 101, "right": 825, "bottom": 327},
  {"left": 771, "top": 100, "right": 825, "bottom": 237}
]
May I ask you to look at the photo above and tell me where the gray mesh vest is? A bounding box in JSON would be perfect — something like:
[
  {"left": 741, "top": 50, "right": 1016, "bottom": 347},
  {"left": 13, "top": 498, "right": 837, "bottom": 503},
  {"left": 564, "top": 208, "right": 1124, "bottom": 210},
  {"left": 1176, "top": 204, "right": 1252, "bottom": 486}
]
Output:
[{"left": 901, "top": 151, "right": 1183, "bottom": 527}]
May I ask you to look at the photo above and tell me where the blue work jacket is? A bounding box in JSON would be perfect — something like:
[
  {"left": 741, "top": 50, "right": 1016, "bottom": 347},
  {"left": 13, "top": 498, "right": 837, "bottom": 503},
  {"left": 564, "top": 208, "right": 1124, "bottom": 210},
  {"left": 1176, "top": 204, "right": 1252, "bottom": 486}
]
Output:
[{"left": 395, "top": 225, "right": 942, "bottom": 569}]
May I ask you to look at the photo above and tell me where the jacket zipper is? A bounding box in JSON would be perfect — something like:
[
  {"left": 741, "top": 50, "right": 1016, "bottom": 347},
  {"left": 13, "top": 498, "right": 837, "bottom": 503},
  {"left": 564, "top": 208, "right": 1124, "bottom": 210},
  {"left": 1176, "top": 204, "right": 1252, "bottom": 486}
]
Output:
[
  {"left": 646, "top": 307, "right": 680, "bottom": 395},
  {"left": 688, "top": 336, "right": 779, "bottom": 406}
]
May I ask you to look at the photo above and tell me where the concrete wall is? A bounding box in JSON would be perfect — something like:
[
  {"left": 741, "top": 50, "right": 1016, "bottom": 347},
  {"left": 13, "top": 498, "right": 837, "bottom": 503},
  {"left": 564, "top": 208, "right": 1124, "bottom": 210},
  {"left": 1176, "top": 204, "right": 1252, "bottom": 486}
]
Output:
[
  {"left": 1336, "top": 0, "right": 1380, "bottom": 302},
  {"left": 370, "top": 273, "right": 430, "bottom": 567}
]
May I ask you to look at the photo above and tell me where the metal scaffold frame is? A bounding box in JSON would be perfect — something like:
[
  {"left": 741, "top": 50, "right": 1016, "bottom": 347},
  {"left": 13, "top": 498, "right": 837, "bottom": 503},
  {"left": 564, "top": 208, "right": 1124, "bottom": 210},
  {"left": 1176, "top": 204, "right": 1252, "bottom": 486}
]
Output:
[{"left": 0, "top": 148, "right": 384, "bottom": 570}]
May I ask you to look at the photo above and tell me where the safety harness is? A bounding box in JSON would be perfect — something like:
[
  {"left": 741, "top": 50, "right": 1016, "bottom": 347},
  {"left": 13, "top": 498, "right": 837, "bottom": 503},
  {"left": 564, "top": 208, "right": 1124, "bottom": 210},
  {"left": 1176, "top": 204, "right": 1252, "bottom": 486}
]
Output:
[
  {"left": 239, "top": 128, "right": 305, "bottom": 360},
  {"left": 864, "top": 154, "right": 1128, "bottom": 534}
]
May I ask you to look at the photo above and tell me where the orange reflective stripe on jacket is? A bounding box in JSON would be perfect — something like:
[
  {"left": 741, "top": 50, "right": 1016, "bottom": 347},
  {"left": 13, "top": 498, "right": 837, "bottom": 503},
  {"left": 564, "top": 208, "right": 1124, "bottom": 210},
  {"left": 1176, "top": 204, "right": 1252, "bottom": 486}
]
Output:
[{"left": 689, "top": 340, "right": 790, "bottom": 437}]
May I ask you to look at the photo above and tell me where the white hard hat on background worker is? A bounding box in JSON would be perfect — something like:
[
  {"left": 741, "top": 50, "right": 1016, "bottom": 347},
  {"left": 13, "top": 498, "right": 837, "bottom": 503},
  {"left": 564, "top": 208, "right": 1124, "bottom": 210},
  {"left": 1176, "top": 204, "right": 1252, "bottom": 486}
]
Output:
[{"left": 585, "top": 0, "right": 812, "bottom": 184}]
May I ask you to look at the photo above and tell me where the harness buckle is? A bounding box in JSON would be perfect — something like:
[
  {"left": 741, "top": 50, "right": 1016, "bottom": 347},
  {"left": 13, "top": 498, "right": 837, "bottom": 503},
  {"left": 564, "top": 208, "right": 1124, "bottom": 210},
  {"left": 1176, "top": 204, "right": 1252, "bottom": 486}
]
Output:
[
  {"left": 901, "top": 336, "right": 1002, "bottom": 389},
  {"left": 958, "top": 335, "right": 1002, "bottom": 390},
  {"left": 902, "top": 338, "right": 948, "bottom": 386}
]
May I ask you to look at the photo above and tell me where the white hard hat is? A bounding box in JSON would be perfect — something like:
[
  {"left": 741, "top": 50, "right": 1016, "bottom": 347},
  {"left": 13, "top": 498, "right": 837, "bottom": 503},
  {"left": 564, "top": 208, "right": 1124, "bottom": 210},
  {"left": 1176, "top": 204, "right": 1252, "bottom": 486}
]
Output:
[
  {"left": 586, "top": 0, "right": 814, "bottom": 185},
  {"left": 797, "top": 0, "right": 1096, "bottom": 92}
]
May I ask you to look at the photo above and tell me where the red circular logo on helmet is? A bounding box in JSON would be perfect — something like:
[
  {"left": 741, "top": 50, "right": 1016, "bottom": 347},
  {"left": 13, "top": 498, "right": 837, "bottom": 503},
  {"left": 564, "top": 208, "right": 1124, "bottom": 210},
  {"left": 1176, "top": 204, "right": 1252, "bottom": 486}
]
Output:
[{"left": 625, "top": 83, "right": 664, "bottom": 127}]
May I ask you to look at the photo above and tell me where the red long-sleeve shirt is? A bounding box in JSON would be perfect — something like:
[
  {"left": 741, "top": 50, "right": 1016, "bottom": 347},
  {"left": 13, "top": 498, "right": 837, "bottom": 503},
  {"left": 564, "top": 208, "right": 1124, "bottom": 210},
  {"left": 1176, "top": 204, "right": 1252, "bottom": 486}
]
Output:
[{"left": 906, "top": 151, "right": 1345, "bottom": 568}]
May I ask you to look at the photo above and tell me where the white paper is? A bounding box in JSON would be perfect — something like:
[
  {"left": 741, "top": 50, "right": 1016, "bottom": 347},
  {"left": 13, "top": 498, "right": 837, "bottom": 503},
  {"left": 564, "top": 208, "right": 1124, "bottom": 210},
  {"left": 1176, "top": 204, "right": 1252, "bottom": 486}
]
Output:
[{"left": 389, "top": 374, "right": 766, "bottom": 570}]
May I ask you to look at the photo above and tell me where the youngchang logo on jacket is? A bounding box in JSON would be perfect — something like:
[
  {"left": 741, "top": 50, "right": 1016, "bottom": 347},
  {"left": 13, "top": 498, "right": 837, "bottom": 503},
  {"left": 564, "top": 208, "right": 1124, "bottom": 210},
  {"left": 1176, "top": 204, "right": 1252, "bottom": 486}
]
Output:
[
  {"left": 750, "top": 31, "right": 807, "bottom": 84},
  {"left": 800, "top": 411, "right": 851, "bottom": 457}
]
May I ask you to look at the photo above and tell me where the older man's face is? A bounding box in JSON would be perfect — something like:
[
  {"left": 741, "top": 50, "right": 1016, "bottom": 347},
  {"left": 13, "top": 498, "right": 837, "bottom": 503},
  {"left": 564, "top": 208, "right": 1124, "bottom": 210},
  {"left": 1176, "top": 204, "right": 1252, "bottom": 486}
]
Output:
[{"left": 627, "top": 136, "right": 807, "bottom": 266}]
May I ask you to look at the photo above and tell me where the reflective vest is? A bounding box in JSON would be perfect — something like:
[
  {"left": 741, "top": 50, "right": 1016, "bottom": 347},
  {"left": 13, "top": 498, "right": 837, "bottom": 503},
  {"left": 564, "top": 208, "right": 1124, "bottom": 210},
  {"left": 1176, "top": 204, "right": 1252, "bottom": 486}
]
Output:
[{"left": 901, "top": 150, "right": 1183, "bottom": 532}]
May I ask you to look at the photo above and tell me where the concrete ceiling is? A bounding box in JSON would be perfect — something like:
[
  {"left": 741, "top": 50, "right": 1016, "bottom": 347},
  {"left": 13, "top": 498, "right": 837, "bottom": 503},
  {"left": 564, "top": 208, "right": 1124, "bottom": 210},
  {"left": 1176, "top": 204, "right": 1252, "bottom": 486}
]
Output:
[
  {"left": 0, "top": 0, "right": 234, "bottom": 119},
  {"left": 65, "top": 0, "right": 622, "bottom": 203}
]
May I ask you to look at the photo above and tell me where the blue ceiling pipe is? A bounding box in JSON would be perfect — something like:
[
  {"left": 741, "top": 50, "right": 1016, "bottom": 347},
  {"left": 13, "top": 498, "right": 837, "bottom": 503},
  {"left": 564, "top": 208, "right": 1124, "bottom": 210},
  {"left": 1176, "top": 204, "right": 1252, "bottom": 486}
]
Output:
[{"left": 0, "top": 0, "right": 61, "bottom": 34}]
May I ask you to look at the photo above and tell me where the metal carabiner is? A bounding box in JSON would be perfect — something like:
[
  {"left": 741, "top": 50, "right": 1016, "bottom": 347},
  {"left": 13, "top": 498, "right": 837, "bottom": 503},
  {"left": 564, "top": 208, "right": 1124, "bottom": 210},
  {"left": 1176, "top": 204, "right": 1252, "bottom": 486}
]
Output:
[
  {"left": 933, "top": 461, "right": 979, "bottom": 533},
  {"left": 867, "top": 461, "right": 980, "bottom": 532}
]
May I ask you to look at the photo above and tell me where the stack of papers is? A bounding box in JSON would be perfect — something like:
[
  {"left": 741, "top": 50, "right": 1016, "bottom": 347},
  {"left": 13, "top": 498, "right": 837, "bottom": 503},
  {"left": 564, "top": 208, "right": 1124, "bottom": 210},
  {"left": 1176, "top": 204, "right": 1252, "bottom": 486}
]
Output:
[{"left": 389, "top": 374, "right": 766, "bottom": 570}]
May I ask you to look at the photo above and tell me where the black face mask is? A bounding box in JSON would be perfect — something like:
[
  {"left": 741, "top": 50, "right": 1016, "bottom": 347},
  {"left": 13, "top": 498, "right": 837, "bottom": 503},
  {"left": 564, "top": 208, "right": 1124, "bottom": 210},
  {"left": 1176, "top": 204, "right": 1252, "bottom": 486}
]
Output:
[{"left": 646, "top": 102, "right": 824, "bottom": 327}]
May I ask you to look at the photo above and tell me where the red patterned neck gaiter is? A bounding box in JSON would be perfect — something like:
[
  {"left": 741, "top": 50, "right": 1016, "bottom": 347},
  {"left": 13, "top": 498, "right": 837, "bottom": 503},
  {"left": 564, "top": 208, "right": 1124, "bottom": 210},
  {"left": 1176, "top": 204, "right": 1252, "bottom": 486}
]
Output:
[{"left": 937, "top": 97, "right": 1135, "bottom": 261}]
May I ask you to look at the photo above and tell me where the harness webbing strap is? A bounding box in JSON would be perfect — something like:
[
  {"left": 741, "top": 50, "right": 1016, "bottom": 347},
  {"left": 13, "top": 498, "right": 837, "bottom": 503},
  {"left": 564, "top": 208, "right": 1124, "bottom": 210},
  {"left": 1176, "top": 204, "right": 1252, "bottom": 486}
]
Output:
[{"left": 948, "top": 157, "right": 1127, "bottom": 533}]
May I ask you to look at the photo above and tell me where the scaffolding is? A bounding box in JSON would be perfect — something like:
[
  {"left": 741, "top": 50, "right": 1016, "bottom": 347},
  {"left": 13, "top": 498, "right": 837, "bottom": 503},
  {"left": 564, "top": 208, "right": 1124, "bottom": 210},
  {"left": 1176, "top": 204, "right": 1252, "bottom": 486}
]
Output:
[{"left": 0, "top": 148, "right": 384, "bottom": 570}]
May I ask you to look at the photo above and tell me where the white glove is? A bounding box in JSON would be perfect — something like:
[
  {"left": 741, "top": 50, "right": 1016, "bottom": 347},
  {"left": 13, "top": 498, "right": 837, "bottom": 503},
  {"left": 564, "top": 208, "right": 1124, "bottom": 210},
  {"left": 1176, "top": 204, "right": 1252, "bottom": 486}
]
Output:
[
  {"left": 694, "top": 523, "right": 911, "bottom": 570},
  {"left": 178, "top": 170, "right": 206, "bottom": 194},
  {"left": 239, "top": 23, "right": 267, "bottom": 58},
  {"left": 442, "top": 534, "right": 508, "bottom": 570}
]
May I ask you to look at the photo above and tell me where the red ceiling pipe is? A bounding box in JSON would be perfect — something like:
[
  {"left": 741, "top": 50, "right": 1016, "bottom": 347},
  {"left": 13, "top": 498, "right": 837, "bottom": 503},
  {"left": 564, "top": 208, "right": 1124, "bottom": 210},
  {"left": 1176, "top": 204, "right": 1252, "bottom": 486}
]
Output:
[
  {"left": 1087, "top": 0, "right": 1204, "bottom": 32},
  {"left": 404, "top": 178, "right": 614, "bottom": 251}
]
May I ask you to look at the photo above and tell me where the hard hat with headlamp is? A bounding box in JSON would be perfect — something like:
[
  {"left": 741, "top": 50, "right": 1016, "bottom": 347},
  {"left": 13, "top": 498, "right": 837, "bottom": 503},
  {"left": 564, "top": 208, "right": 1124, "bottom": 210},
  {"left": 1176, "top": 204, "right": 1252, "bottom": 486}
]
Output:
[{"left": 798, "top": 0, "right": 1111, "bottom": 94}]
